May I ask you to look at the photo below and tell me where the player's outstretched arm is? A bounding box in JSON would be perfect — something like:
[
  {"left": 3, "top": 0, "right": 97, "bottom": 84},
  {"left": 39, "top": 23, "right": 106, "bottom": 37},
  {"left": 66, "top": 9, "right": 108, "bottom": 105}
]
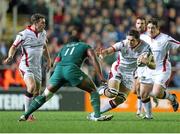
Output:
[
  {"left": 87, "top": 48, "right": 105, "bottom": 82},
  {"left": 97, "top": 47, "right": 115, "bottom": 60},
  {"left": 3, "top": 45, "right": 17, "bottom": 64}
]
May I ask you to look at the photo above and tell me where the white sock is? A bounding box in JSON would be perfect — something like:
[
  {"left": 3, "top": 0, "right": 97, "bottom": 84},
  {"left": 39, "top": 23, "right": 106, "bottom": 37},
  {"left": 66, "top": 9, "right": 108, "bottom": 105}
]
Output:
[
  {"left": 100, "top": 100, "right": 116, "bottom": 114},
  {"left": 142, "top": 100, "right": 152, "bottom": 118},
  {"left": 98, "top": 86, "right": 108, "bottom": 95},
  {"left": 24, "top": 96, "right": 33, "bottom": 112},
  {"left": 137, "top": 98, "right": 142, "bottom": 114}
]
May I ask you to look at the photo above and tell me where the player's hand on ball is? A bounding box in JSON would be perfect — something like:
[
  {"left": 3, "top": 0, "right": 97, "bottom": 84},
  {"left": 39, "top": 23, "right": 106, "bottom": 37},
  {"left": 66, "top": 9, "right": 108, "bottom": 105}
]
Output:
[
  {"left": 98, "top": 54, "right": 104, "bottom": 60},
  {"left": 137, "top": 53, "right": 148, "bottom": 66}
]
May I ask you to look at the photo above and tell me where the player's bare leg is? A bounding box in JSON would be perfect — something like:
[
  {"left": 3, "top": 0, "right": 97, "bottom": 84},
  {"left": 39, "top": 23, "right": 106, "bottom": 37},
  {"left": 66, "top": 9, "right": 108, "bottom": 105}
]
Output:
[
  {"left": 152, "top": 96, "right": 159, "bottom": 107},
  {"left": 26, "top": 80, "right": 41, "bottom": 122},
  {"left": 100, "top": 80, "right": 130, "bottom": 114},
  {"left": 19, "top": 84, "right": 58, "bottom": 122},
  {"left": 133, "top": 78, "right": 143, "bottom": 117},
  {"left": 140, "top": 83, "right": 153, "bottom": 119},
  {"left": 23, "top": 76, "right": 37, "bottom": 121},
  {"left": 151, "top": 84, "right": 179, "bottom": 112}
]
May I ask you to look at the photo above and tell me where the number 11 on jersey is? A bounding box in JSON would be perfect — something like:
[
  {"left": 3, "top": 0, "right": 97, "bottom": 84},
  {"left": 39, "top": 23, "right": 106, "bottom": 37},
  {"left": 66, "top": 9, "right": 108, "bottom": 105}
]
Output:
[{"left": 64, "top": 47, "right": 75, "bottom": 56}]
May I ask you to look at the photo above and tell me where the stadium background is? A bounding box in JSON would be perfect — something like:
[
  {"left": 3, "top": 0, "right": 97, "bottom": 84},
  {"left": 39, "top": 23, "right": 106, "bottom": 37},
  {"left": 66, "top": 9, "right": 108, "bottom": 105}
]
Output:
[{"left": 0, "top": 0, "right": 179, "bottom": 112}]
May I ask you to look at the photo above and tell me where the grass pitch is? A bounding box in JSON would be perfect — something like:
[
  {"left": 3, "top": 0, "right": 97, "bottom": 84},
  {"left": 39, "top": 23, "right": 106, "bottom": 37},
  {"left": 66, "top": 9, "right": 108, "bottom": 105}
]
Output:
[{"left": 0, "top": 111, "right": 179, "bottom": 133}]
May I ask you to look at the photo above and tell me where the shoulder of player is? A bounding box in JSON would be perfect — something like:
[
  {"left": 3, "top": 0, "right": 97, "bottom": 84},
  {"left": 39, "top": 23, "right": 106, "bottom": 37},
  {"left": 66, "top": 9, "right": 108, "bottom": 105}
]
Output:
[
  {"left": 140, "top": 33, "right": 150, "bottom": 40},
  {"left": 64, "top": 41, "right": 89, "bottom": 48},
  {"left": 15, "top": 29, "right": 26, "bottom": 38},
  {"left": 158, "top": 33, "right": 169, "bottom": 39},
  {"left": 19, "top": 28, "right": 31, "bottom": 36},
  {"left": 114, "top": 40, "right": 126, "bottom": 47},
  {"left": 155, "top": 33, "right": 171, "bottom": 43},
  {"left": 141, "top": 40, "right": 149, "bottom": 46},
  {"left": 23, "top": 28, "right": 46, "bottom": 35},
  {"left": 79, "top": 42, "right": 92, "bottom": 48},
  {"left": 42, "top": 29, "right": 47, "bottom": 35}
]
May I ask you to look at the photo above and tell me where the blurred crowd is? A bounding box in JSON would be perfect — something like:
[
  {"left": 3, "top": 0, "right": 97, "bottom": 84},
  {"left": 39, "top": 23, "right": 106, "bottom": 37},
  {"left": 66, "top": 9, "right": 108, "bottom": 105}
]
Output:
[{"left": 0, "top": 0, "right": 180, "bottom": 90}]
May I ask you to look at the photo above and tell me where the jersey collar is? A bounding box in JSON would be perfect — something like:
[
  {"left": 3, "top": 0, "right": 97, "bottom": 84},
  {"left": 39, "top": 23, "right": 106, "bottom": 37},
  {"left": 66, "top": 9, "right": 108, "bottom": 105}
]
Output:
[
  {"left": 26, "top": 25, "right": 38, "bottom": 37},
  {"left": 130, "top": 40, "right": 141, "bottom": 50},
  {"left": 152, "top": 32, "right": 160, "bottom": 39}
]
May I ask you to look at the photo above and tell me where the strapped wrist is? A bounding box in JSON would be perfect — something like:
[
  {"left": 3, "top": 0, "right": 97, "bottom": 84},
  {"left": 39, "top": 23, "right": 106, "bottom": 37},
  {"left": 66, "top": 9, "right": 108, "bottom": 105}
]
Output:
[{"left": 8, "top": 56, "right": 13, "bottom": 60}]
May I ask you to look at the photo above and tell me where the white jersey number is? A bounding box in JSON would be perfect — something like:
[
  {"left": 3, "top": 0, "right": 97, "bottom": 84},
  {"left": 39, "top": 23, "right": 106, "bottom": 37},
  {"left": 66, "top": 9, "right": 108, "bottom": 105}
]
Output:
[{"left": 64, "top": 47, "right": 75, "bottom": 56}]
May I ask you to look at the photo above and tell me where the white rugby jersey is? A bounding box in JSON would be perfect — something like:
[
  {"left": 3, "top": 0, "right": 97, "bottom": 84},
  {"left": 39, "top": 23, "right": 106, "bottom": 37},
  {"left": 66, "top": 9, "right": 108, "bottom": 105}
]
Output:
[
  {"left": 112, "top": 39, "right": 151, "bottom": 73},
  {"left": 141, "top": 33, "right": 180, "bottom": 71},
  {"left": 140, "top": 31, "right": 147, "bottom": 40},
  {"left": 136, "top": 32, "right": 149, "bottom": 77},
  {"left": 12, "top": 26, "right": 46, "bottom": 68}
]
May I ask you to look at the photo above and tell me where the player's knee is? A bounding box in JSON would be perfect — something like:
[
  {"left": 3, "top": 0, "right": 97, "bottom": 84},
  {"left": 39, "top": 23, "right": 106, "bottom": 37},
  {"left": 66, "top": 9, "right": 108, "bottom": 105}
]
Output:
[
  {"left": 151, "top": 90, "right": 162, "bottom": 97},
  {"left": 132, "top": 88, "right": 137, "bottom": 94},
  {"left": 132, "top": 84, "right": 140, "bottom": 95},
  {"left": 140, "top": 91, "right": 149, "bottom": 101},
  {"left": 141, "top": 92, "right": 150, "bottom": 101},
  {"left": 27, "top": 83, "right": 36, "bottom": 93},
  {"left": 33, "top": 89, "right": 39, "bottom": 96},
  {"left": 141, "top": 97, "right": 150, "bottom": 103},
  {"left": 43, "top": 88, "right": 54, "bottom": 101},
  {"left": 104, "top": 88, "right": 118, "bottom": 98}
]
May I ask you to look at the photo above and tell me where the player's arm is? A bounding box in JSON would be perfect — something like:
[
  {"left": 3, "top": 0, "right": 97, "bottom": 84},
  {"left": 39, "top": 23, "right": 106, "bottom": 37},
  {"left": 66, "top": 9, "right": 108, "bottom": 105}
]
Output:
[
  {"left": 3, "top": 45, "right": 17, "bottom": 64},
  {"left": 48, "top": 56, "right": 61, "bottom": 77},
  {"left": 43, "top": 44, "right": 52, "bottom": 70},
  {"left": 52, "top": 49, "right": 62, "bottom": 70},
  {"left": 53, "top": 56, "right": 61, "bottom": 68},
  {"left": 167, "top": 37, "right": 180, "bottom": 51},
  {"left": 3, "top": 33, "right": 24, "bottom": 64},
  {"left": 98, "top": 46, "right": 115, "bottom": 60},
  {"left": 87, "top": 48, "right": 105, "bottom": 82}
]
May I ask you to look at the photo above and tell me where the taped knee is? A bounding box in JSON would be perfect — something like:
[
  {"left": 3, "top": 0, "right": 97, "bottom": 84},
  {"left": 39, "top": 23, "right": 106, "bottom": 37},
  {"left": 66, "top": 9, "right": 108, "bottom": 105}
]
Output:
[{"left": 104, "top": 88, "right": 119, "bottom": 98}]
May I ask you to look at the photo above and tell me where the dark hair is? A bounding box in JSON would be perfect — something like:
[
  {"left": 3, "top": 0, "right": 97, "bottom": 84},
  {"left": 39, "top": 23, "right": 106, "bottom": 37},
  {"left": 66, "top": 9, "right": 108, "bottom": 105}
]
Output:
[
  {"left": 31, "top": 13, "right": 45, "bottom": 24},
  {"left": 127, "top": 29, "right": 140, "bottom": 39},
  {"left": 136, "top": 16, "right": 146, "bottom": 23},
  {"left": 147, "top": 18, "right": 159, "bottom": 27},
  {"left": 68, "top": 26, "right": 82, "bottom": 42}
]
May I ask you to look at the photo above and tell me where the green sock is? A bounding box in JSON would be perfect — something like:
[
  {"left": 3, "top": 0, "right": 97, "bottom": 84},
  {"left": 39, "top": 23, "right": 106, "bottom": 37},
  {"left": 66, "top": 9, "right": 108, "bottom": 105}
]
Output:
[
  {"left": 24, "top": 95, "right": 46, "bottom": 119},
  {"left": 90, "top": 91, "right": 100, "bottom": 118}
]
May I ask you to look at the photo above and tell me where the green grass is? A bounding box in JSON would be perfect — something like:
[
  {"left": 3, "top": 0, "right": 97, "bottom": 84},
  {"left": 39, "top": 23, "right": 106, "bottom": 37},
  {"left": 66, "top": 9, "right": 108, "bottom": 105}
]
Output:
[{"left": 0, "top": 111, "right": 179, "bottom": 133}]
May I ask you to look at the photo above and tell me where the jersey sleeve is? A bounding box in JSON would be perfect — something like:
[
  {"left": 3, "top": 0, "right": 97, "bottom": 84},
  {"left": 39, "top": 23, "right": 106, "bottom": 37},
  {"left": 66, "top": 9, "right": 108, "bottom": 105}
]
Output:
[
  {"left": 83, "top": 43, "right": 92, "bottom": 58},
  {"left": 54, "top": 50, "right": 62, "bottom": 62},
  {"left": 167, "top": 36, "right": 180, "bottom": 50},
  {"left": 12, "top": 32, "right": 25, "bottom": 48},
  {"left": 147, "top": 48, "right": 153, "bottom": 59},
  {"left": 84, "top": 43, "right": 92, "bottom": 49},
  {"left": 112, "top": 41, "right": 125, "bottom": 52},
  {"left": 145, "top": 45, "right": 153, "bottom": 56}
]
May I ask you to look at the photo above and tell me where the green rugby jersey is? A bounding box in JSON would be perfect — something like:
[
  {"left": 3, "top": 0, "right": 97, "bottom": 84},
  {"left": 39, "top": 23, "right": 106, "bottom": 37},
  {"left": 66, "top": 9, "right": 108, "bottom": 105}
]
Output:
[{"left": 56, "top": 42, "right": 91, "bottom": 67}]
